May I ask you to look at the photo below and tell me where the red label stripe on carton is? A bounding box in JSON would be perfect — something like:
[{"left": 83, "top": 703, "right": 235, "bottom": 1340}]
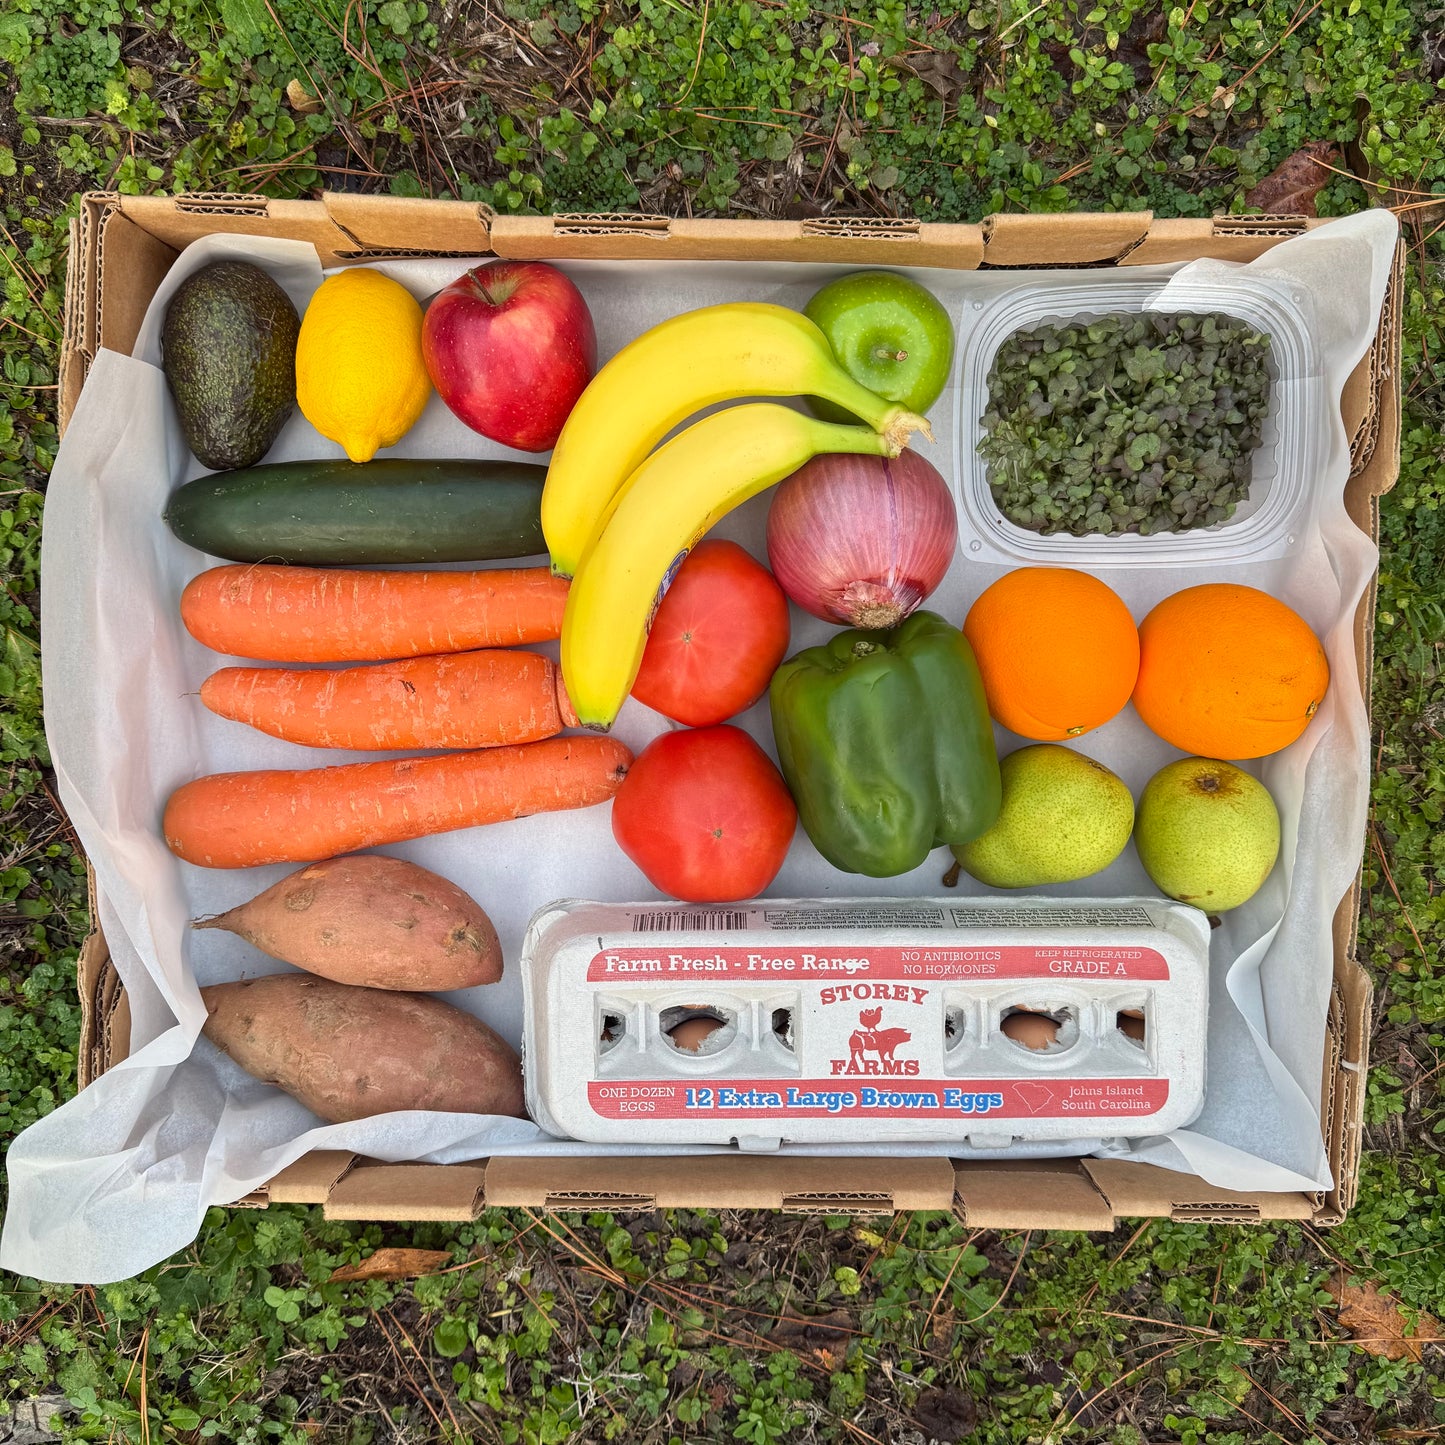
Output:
[
  {"left": 586, "top": 944, "right": 1170, "bottom": 984},
  {"left": 588, "top": 1077, "right": 1170, "bottom": 1120}
]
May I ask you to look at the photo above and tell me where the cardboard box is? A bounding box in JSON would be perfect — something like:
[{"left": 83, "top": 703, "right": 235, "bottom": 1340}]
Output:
[{"left": 59, "top": 194, "right": 1399, "bottom": 1228}]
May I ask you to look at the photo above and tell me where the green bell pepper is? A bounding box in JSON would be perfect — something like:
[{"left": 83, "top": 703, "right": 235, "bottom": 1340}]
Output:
[{"left": 769, "top": 610, "right": 1001, "bottom": 878}]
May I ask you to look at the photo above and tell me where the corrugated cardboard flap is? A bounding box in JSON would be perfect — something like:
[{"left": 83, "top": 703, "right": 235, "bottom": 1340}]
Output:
[
  {"left": 1346, "top": 237, "right": 1404, "bottom": 490},
  {"left": 555, "top": 211, "right": 672, "bottom": 237},
  {"left": 490, "top": 212, "right": 673, "bottom": 260},
  {"left": 75, "top": 899, "right": 128, "bottom": 1092},
  {"left": 322, "top": 192, "right": 491, "bottom": 255},
  {"left": 488, "top": 212, "right": 985, "bottom": 267},
  {"left": 59, "top": 215, "right": 87, "bottom": 431},
  {"left": 983, "top": 211, "right": 1151, "bottom": 266},
  {"left": 77, "top": 196, "right": 111, "bottom": 357},
  {"left": 91, "top": 196, "right": 175, "bottom": 364},
  {"left": 323, "top": 1162, "right": 487, "bottom": 1221},
  {"left": 1126, "top": 214, "right": 1313, "bottom": 266},
  {"left": 953, "top": 1160, "right": 1115, "bottom": 1229},
  {"left": 1211, "top": 213, "right": 1312, "bottom": 237},
  {"left": 1317, "top": 973, "right": 1372, "bottom": 1224},
  {"left": 799, "top": 216, "right": 986, "bottom": 268},
  {"left": 74, "top": 930, "right": 108, "bottom": 1092},
  {"left": 261, "top": 1151, "right": 359, "bottom": 1205},
  {"left": 116, "top": 194, "right": 352, "bottom": 265},
  {"left": 329, "top": 247, "right": 489, "bottom": 262},
  {"left": 171, "top": 191, "right": 270, "bottom": 217},
  {"left": 1082, "top": 1159, "right": 1317, "bottom": 1222},
  {"left": 484, "top": 1155, "right": 955, "bottom": 1212}
]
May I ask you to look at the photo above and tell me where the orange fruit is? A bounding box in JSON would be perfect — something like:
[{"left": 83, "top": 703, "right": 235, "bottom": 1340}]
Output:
[
  {"left": 963, "top": 568, "right": 1140, "bottom": 740},
  {"left": 1132, "top": 583, "right": 1329, "bottom": 760}
]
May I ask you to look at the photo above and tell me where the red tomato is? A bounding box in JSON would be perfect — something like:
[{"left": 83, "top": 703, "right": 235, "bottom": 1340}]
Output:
[
  {"left": 611, "top": 725, "right": 797, "bottom": 903},
  {"left": 630, "top": 539, "right": 791, "bottom": 726}
]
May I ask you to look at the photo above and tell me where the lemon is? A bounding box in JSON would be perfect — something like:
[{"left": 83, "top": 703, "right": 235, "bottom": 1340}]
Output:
[{"left": 296, "top": 269, "right": 431, "bottom": 462}]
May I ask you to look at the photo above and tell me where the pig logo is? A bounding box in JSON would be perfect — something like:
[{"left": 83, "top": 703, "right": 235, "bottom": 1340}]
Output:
[
  {"left": 850, "top": 1007, "right": 910, "bottom": 1066},
  {"left": 832, "top": 1007, "right": 920, "bottom": 1076}
]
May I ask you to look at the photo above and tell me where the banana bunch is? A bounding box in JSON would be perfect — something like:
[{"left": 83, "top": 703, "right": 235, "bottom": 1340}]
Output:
[{"left": 545, "top": 303, "right": 934, "bottom": 730}]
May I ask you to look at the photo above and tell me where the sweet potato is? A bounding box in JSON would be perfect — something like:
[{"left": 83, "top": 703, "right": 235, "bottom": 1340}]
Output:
[
  {"left": 200, "top": 974, "right": 524, "bottom": 1123},
  {"left": 194, "top": 854, "right": 502, "bottom": 991}
]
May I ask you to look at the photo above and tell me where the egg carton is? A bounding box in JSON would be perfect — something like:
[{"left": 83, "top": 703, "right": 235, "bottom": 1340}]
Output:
[{"left": 520, "top": 896, "right": 1210, "bottom": 1150}]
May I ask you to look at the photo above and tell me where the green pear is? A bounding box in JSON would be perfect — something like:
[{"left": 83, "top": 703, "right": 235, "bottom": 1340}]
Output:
[
  {"left": 1136, "top": 758, "right": 1280, "bottom": 912},
  {"left": 952, "top": 744, "right": 1134, "bottom": 888}
]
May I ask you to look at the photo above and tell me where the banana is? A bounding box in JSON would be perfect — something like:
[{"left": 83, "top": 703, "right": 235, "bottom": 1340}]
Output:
[
  {"left": 562, "top": 403, "right": 903, "bottom": 729},
  {"left": 542, "top": 302, "right": 933, "bottom": 578}
]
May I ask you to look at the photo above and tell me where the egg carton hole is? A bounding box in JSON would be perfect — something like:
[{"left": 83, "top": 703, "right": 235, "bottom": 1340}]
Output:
[
  {"left": 1000, "top": 1006, "right": 1080, "bottom": 1055},
  {"left": 660, "top": 1005, "right": 737, "bottom": 1057},
  {"left": 771, "top": 1007, "right": 795, "bottom": 1051},
  {"left": 1117, "top": 1009, "right": 1148, "bottom": 1047},
  {"left": 943, "top": 1007, "right": 969, "bottom": 1050},
  {"left": 598, "top": 1011, "right": 626, "bottom": 1055}
]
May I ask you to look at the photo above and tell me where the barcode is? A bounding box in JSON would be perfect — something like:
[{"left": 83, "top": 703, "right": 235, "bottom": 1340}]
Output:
[
  {"left": 631, "top": 909, "right": 752, "bottom": 932},
  {"left": 948, "top": 906, "right": 1155, "bottom": 928}
]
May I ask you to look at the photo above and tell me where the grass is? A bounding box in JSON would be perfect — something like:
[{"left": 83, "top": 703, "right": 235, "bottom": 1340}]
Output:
[{"left": 1, "top": 1, "right": 1443, "bottom": 1440}]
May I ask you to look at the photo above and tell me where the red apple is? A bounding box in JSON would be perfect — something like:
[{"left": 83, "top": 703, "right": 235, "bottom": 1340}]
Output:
[{"left": 422, "top": 260, "right": 597, "bottom": 452}]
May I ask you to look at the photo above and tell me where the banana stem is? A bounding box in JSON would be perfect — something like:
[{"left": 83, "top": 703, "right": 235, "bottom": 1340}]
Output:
[
  {"left": 882, "top": 408, "right": 935, "bottom": 452},
  {"left": 805, "top": 417, "right": 908, "bottom": 460},
  {"left": 807, "top": 409, "right": 934, "bottom": 458},
  {"left": 819, "top": 363, "right": 934, "bottom": 445}
]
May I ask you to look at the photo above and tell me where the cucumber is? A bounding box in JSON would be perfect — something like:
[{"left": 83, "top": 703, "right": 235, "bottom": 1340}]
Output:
[{"left": 164, "top": 459, "right": 548, "bottom": 564}]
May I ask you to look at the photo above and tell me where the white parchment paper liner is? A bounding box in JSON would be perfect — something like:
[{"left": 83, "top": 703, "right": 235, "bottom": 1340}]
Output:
[{"left": 4, "top": 212, "right": 1396, "bottom": 1281}]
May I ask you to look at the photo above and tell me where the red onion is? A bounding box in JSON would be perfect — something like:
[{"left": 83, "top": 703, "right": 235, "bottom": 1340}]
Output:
[{"left": 766, "top": 450, "right": 957, "bottom": 630}]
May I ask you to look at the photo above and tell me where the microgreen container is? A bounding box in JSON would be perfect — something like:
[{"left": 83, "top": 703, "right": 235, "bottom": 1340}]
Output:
[{"left": 951, "top": 268, "right": 1325, "bottom": 569}]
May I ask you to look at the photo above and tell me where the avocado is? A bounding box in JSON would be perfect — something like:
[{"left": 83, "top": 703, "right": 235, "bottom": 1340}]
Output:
[{"left": 161, "top": 260, "right": 301, "bottom": 471}]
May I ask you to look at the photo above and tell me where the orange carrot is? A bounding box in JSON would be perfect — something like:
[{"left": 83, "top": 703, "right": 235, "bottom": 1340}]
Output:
[
  {"left": 162, "top": 737, "right": 633, "bottom": 869},
  {"left": 181, "top": 564, "right": 569, "bottom": 663},
  {"left": 199, "top": 650, "right": 579, "bottom": 751}
]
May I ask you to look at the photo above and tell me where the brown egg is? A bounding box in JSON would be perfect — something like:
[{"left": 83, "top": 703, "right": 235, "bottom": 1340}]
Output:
[
  {"left": 1117, "top": 1009, "right": 1147, "bottom": 1043},
  {"left": 1001, "top": 1010, "right": 1060, "bottom": 1051},
  {"left": 669, "top": 1015, "right": 725, "bottom": 1052}
]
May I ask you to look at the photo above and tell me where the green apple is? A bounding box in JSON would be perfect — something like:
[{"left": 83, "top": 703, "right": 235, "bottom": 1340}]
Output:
[
  {"left": 1135, "top": 758, "right": 1281, "bottom": 913},
  {"left": 804, "top": 270, "right": 955, "bottom": 422},
  {"left": 952, "top": 744, "right": 1135, "bottom": 888}
]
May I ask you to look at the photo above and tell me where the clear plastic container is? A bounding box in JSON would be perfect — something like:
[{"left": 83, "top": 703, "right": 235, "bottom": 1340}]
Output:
[{"left": 952, "top": 270, "right": 1326, "bottom": 569}]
